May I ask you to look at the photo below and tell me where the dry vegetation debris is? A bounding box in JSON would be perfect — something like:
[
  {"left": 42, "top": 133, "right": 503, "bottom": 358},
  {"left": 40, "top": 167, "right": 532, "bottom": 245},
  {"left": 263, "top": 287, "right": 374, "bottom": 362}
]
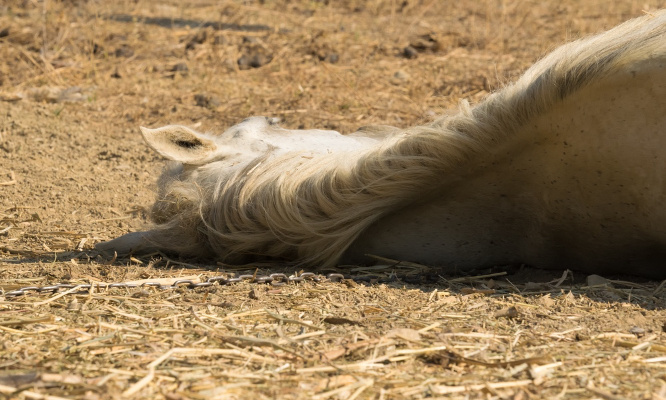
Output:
[
  {"left": 0, "top": 266, "right": 665, "bottom": 399},
  {"left": 1, "top": 0, "right": 666, "bottom": 398}
]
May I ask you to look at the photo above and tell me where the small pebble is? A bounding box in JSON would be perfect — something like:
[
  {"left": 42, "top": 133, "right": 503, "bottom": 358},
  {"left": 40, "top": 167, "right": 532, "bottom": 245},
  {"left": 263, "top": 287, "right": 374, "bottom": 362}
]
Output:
[
  {"left": 171, "top": 62, "right": 189, "bottom": 74},
  {"left": 586, "top": 274, "right": 611, "bottom": 286},
  {"left": 194, "top": 93, "right": 220, "bottom": 109},
  {"left": 403, "top": 46, "right": 418, "bottom": 59},
  {"left": 114, "top": 45, "right": 134, "bottom": 58},
  {"left": 237, "top": 53, "right": 271, "bottom": 69}
]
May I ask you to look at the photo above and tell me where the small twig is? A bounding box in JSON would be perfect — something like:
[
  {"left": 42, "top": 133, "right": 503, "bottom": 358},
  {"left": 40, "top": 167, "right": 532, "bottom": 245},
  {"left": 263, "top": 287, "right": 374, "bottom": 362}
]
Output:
[
  {"left": 218, "top": 335, "right": 302, "bottom": 357},
  {"left": 90, "top": 216, "right": 132, "bottom": 223},
  {"left": 364, "top": 254, "right": 429, "bottom": 269},
  {"left": 189, "top": 306, "right": 215, "bottom": 331},
  {"left": 266, "top": 310, "right": 324, "bottom": 330},
  {"left": 446, "top": 271, "right": 508, "bottom": 283},
  {"left": 0, "top": 325, "right": 59, "bottom": 335},
  {"left": 653, "top": 280, "right": 666, "bottom": 296},
  {"left": 0, "top": 383, "right": 70, "bottom": 400},
  {"left": 122, "top": 347, "right": 277, "bottom": 396},
  {"left": 312, "top": 379, "right": 374, "bottom": 400},
  {"left": 586, "top": 385, "right": 631, "bottom": 400},
  {"left": 551, "top": 269, "right": 571, "bottom": 286},
  {"left": 0, "top": 316, "right": 53, "bottom": 327},
  {"left": 347, "top": 380, "right": 373, "bottom": 400},
  {"left": 0, "top": 247, "right": 41, "bottom": 256},
  {"left": 430, "top": 379, "right": 533, "bottom": 395}
]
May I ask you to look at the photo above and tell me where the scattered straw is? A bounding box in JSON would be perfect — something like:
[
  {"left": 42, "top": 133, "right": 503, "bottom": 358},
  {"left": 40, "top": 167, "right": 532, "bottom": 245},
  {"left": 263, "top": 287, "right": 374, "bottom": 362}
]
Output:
[
  {"left": 429, "top": 379, "right": 533, "bottom": 395},
  {"left": 1, "top": 1, "right": 664, "bottom": 399}
]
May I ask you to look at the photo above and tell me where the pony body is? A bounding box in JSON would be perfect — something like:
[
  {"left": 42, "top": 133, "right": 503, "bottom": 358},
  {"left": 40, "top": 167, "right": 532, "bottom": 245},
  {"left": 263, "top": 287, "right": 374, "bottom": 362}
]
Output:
[{"left": 97, "top": 11, "right": 666, "bottom": 278}]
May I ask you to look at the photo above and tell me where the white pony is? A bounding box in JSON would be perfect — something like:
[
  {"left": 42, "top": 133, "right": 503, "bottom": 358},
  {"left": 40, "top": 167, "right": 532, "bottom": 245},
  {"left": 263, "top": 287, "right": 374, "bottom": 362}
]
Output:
[{"left": 98, "top": 11, "right": 666, "bottom": 278}]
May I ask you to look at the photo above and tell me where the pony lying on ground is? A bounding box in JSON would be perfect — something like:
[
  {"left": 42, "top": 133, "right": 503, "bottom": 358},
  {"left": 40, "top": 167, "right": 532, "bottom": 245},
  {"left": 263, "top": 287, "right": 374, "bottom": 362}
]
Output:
[{"left": 97, "top": 11, "right": 666, "bottom": 278}]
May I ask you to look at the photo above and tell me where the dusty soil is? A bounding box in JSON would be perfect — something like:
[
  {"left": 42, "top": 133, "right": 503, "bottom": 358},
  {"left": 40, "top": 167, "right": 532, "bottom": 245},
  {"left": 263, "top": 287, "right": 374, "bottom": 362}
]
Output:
[{"left": 1, "top": 1, "right": 666, "bottom": 399}]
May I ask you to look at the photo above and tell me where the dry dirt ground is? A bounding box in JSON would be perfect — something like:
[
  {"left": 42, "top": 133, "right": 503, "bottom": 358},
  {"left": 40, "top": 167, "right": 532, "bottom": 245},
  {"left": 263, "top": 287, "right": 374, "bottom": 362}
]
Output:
[{"left": 1, "top": 1, "right": 666, "bottom": 399}]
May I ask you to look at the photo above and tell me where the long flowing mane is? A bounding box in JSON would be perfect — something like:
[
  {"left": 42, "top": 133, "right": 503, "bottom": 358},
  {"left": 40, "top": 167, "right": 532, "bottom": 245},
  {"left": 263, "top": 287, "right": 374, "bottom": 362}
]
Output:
[{"left": 152, "top": 11, "right": 666, "bottom": 266}]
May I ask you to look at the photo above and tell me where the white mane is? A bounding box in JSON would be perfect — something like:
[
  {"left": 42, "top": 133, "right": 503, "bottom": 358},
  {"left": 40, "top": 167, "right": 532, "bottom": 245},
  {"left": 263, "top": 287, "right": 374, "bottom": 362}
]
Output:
[{"left": 117, "top": 11, "right": 666, "bottom": 268}]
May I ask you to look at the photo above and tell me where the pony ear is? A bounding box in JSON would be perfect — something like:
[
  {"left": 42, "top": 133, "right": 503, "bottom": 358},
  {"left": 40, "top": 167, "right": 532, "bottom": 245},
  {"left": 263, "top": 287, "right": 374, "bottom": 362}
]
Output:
[{"left": 140, "top": 125, "right": 217, "bottom": 164}]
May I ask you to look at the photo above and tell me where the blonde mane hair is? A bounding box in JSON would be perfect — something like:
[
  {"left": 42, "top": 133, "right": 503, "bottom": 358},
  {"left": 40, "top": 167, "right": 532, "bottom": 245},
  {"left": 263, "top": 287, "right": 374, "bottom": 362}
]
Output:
[{"left": 149, "top": 11, "right": 666, "bottom": 266}]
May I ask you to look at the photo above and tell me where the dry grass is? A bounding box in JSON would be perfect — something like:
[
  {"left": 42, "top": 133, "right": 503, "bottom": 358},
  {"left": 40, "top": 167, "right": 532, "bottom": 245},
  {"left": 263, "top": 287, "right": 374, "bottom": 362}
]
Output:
[{"left": 1, "top": 0, "right": 666, "bottom": 398}]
